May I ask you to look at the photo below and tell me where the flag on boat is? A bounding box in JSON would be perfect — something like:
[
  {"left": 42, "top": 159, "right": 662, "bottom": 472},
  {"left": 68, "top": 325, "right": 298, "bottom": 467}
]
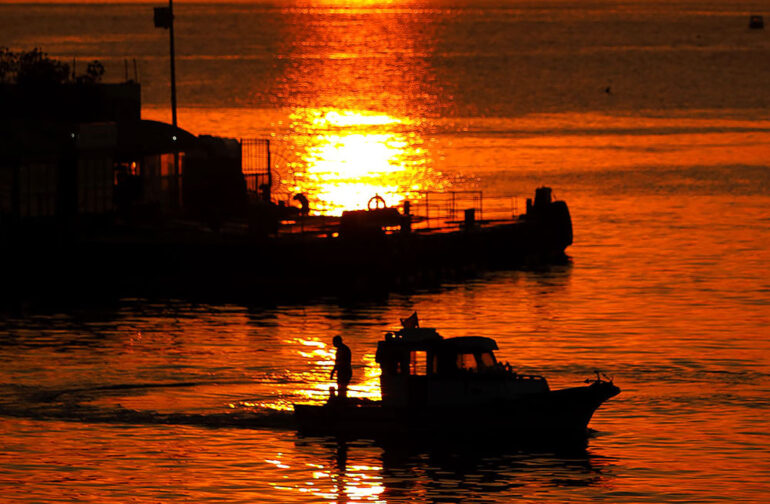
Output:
[{"left": 400, "top": 312, "right": 419, "bottom": 329}]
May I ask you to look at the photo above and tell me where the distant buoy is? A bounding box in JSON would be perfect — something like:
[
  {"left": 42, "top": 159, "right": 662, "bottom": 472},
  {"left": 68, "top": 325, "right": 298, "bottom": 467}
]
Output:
[{"left": 749, "top": 15, "right": 764, "bottom": 29}]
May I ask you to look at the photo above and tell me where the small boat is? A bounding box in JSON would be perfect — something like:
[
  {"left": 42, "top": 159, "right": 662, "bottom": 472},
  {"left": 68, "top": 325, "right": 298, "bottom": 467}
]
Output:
[{"left": 293, "top": 318, "right": 620, "bottom": 440}]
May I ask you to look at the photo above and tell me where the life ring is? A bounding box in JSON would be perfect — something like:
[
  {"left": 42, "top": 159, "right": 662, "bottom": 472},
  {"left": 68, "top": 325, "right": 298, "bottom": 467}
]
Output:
[{"left": 367, "top": 194, "right": 386, "bottom": 211}]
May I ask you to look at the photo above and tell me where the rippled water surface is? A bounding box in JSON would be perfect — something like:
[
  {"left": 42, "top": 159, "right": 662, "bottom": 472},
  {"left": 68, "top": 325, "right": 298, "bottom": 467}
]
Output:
[{"left": 2, "top": 0, "right": 770, "bottom": 502}]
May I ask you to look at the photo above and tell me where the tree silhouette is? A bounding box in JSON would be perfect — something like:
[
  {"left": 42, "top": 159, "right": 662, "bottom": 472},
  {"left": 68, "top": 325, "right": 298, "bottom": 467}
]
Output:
[
  {"left": 15, "top": 48, "right": 70, "bottom": 86},
  {"left": 0, "top": 48, "right": 105, "bottom": 86}
]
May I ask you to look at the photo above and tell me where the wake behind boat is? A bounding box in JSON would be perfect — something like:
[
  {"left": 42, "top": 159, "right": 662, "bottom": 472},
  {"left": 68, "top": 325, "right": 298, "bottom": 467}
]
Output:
[{"left": 294, "top": 316, "right": 620, "bottom": 440}]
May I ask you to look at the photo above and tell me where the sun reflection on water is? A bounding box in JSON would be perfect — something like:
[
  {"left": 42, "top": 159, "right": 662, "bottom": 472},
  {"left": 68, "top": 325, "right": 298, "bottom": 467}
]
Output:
[
  {"left": 254, "top": 334, "right": 381, "bottom": 411},
  {"left": 264, "top": 435, "right": 387, "bottom": 503},
  {"left": 286, "top": 108, "right": 442, "bottom": 215},
  {"left": 268, "top": 458, "right": 386, "bottom": 503}
]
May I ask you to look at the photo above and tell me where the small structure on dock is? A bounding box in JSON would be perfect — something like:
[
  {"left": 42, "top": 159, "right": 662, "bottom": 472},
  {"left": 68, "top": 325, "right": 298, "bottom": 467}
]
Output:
[{"left": 0, "top": 49, "right": 271, "bottom": 237}]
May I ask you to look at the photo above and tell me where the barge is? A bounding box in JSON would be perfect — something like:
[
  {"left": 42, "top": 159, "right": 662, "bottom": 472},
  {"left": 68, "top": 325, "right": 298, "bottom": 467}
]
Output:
[
  {"left": 3, "top": 186, "right": 573, "bottom": 303},
  {"left": 0, "top": 56, "right": 573, "bottom": 303}
]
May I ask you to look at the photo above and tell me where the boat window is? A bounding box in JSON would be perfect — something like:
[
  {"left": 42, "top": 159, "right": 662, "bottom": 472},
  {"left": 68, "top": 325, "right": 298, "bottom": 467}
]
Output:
[
  {"left": 457, "top": 353, "right": 478, "bottom": 372},
  {"left": 479, "top": 352, "right": 496, "bottom": 369},
  {"left": 410, "top": 351, "right": 428, "bottom": 376}
]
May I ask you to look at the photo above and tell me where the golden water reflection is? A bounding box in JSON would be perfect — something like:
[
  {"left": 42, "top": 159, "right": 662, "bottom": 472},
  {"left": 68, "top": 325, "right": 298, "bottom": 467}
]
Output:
[
  {"left": 268, "top": 456, "right": 385, "bottom": 504},
  {"left": 248, "top": 334, "right": 382, "bottom": 412},
  {"left": 290, "top": 335, "right": 381, "bottom": 403},
  {"left": 286, "top": 108, "right": 442, "bottom": 215}
]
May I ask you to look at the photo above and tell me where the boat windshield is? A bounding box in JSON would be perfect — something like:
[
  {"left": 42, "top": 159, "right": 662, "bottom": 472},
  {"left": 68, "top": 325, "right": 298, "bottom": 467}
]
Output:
[
  {"left": 456, "top": 351, "right": 496, "bottom": 373},
  {"left": 479, "top": 351, "right": 496, "bottom": 368},
  {"left": 457, "top": 353, "right": 477, "bottom": 372}
]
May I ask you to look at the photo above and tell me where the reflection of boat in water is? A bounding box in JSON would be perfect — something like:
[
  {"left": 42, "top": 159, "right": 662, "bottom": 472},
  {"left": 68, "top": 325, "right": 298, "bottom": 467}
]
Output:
[{"left": 294, "top": 319, "right": 619, "bottom": 440}]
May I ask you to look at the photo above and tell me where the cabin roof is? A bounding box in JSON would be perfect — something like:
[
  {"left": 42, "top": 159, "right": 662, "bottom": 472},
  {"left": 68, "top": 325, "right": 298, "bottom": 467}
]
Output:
[
  {"left": 380, "top": 331, "right": 498, "bottom": 353},
  {"left": 443, "top": 336, "right": 498, "bottom": 352},
  {"left": 394, "top": 327, "right": 442, "bottom": 342}
]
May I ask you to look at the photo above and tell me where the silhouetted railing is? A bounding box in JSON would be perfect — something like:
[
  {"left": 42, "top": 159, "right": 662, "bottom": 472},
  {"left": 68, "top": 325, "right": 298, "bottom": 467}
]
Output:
[
  {"left": 405, "top": 191, "right": 520, "bottom": 231},
  {"left": 273, "top": 190, "right": 523, "bottom": 238},
  {"left": 241, "top": 138, "right": 271, "bottom": 201}
]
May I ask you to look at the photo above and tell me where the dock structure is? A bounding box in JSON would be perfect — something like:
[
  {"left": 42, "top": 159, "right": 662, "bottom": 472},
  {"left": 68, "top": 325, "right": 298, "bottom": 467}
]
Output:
[
  {"left": 2, "top": 184, "right": 572, "bottom": 303},
  {"left": 0, "top": 68, "right": 572, "bottom": 304}
]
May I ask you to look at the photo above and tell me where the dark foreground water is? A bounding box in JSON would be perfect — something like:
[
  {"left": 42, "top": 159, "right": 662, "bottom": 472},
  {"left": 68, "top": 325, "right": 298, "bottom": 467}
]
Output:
[{"left": 1, "top": 1, "right": 770, "bottom": 502}]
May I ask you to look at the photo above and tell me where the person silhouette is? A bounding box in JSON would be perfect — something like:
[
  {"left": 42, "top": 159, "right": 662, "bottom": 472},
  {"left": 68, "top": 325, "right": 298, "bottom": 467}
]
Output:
[{"left": 330, "top": 335, "right": 352, "bottom": 399}]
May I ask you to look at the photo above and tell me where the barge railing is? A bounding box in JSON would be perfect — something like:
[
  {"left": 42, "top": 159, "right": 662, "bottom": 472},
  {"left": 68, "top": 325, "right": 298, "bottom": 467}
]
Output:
[{"left": 273, "top": 190, "right": 522, "bottom": 238}]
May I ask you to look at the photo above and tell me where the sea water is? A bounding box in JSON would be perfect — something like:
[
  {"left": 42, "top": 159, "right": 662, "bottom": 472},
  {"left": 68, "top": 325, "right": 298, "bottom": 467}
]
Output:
[{"left": 1, "top": 1, "right": 769, "bottom": 502}]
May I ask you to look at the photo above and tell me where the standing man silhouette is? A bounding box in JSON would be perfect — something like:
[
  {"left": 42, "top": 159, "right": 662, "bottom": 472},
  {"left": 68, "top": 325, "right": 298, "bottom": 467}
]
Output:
[{"left": 330, "top": 335, "right": 352, "bottom": 399}]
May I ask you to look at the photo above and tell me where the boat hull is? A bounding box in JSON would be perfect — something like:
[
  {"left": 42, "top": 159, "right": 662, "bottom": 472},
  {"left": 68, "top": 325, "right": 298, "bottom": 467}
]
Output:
[{"left": 294, "top": 381, "right": 619, "bottom": 440}]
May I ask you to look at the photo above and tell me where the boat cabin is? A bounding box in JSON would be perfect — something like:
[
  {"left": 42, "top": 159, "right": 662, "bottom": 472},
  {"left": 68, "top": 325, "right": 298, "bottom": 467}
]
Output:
[{"left": 375, "top": 327, "right": 549, "bottom": 408}]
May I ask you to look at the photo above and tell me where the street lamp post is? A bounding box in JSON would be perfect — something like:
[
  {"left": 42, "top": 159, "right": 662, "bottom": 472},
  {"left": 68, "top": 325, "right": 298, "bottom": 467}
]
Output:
[
  {"left": 154, "top": 0, "right": 180, "bottom": 208},
  {"left": 168, "top": 0, "right": 177, "bottom": 128},
  {"left": 154, "top": 0, "right": 177, "bottom": 127}
]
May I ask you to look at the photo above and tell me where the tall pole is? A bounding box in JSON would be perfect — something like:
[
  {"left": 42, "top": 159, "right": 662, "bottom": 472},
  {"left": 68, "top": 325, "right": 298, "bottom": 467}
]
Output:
[
  {"left": 154, "top": 1, "right": 181, "bottom": 208},
  {"left": 168, "top": 0, "right": 177, "bottom": 127},
  {"left": 168, "top": 0, "right": 180, "bottom": 208}
]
